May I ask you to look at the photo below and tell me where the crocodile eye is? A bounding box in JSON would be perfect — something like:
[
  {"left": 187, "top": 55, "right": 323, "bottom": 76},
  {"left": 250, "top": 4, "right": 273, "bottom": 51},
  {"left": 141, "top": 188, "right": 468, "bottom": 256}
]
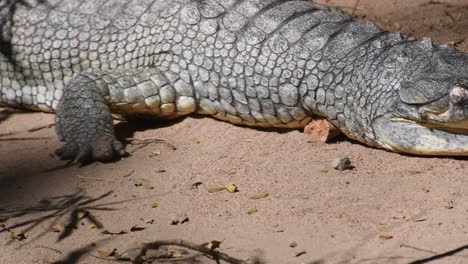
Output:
[
  {"left": 450, "top": 85, "right": 468, "bottom": 105},
  {"left": 399, "top": 74, "right": 453, "bottom": 105}
]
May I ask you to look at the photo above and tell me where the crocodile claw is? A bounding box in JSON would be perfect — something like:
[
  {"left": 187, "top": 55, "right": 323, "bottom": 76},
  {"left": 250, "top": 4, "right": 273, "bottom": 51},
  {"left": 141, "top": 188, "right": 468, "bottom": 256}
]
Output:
[{"left": 55, "top": 138, "right": 126, "bottom": 165}]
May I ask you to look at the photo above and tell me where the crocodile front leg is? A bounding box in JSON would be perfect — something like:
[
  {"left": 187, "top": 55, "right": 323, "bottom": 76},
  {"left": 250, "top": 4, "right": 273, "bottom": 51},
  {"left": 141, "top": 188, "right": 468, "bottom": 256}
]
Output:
[
  {"left": 55, "top": 72, "right": 125, "bottom": 163},
  {"left": 55, "top": 68, "right": 199, "bottom": 163}
]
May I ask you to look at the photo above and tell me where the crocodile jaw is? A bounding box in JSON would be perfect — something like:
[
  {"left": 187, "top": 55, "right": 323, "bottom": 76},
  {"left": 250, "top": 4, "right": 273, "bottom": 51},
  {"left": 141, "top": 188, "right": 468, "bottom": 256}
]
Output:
[{"left": 372, "top": 116, "right": 468, "bottom": 156}]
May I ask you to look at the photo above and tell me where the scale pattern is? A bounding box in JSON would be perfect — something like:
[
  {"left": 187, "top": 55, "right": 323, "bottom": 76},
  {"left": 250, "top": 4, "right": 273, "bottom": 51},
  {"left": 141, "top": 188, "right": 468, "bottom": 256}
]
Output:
[{"left": 0, "top": 0, "right": 455, "bottom": 160}]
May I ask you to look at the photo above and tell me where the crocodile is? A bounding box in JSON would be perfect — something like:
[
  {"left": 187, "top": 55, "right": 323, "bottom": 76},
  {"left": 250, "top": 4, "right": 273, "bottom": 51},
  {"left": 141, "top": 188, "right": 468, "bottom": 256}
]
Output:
[{"left": 1, "top": 0, "right": 468, "bottom": 163}]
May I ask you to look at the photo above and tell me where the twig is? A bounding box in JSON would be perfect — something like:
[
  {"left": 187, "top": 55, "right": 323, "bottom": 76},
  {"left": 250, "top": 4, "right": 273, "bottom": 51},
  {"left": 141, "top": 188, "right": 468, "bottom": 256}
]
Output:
[
  {"left": 36, "top": 245, "right": 63, "bottom": 254},
  {"left": 122, "top": 239, "right": 247, "bottom": 264},
  {"left": 78, "top": 176, "right": 109, "bottom": 182},
  {"left": 127, "top": 138, "right": 176, "bottom": 154},
  {"left": 0, "top": 132, "right": 15, "bottom": 137},
  {"left": 351, "top": 0, "right": 361, "bottom": 16},
  {"left": 400, "top": 244, "right": 438, "bottom": 254},
  {"left": 0, "top": 224, "right": 12, "bottom": 233},
  {"left": 408, "top": 244, "right": 468, "bottom": 264},
  {"left": 0, "top": 123, "right": 54, "bottom": 137},
  {"left": 122, "top": 170, "right": 135, "bottom": 178},
  {"left": 89, "top": 254, "right": 122, "bottom": 262},
  {"left": 27, "top": 123, "right": 55, "bottom": 132},
  {"left": 0, "top": 136, "right": 53, "bottom": 141}
]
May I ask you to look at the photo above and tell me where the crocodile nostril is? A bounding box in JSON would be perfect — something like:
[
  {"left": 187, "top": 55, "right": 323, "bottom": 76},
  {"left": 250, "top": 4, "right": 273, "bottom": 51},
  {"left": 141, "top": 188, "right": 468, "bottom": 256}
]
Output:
[{"left": 450, "top": 86, "right": 468, "bottom": 105}]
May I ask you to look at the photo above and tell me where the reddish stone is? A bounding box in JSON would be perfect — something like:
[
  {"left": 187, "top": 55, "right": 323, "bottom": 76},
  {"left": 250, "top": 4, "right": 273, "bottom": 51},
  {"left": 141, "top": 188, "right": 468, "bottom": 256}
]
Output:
[{"left": 304, "top": 118, "right": 341, "bottom": 142}]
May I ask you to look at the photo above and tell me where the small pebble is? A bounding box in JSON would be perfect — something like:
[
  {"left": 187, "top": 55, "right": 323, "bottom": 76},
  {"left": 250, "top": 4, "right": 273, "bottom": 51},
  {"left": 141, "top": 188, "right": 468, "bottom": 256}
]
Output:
[{"left": 332, "top": 156, "right": 351, "bottom": 171}]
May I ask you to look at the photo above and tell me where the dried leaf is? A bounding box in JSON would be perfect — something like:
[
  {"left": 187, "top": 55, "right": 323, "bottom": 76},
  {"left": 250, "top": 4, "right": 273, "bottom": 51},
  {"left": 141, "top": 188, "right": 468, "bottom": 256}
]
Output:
[
  {"left": 250, "top": 193, "right": 269, "bottom": 199},
  {"left": 134, "top": 178, "right": 153, "bottom": 188},
  {"left": 294, "top": 251, "right": 306, "bottom": 257},
  {"left": 414, "top": 218, "right": 427, "bottom": 222},
  {"left": 203, "top": 240, "right": 222, "bottom": 250},
  {"left": 444, "top": 205, "right": 454, "bottom": 209},
  {"left": 10, "top": 231, "right": 27, "bottom": 240},
  {"left": 379, "top": 235, "right": 393, "bottom": 240},
  {"left": 146, "top": 219, "right": 155, "bottom": 224},
  {"left": 191, "top": 138, "right": 200, "bottom": 144},
  {"left": 225, "top": 183, "right": 238, "bottom": 193},
  {"left": 244, "top": 139, "right": 253, "bottom": 142},
  {"left": 191, "top": 182, "right": 203, "bottom": 188},
  {"left": 50, "top": 227, "right": 61, "bottom": 233},
  {"left": 130, "top": 225, "right": 145, "bottom": 232},
  {"left": 289, "top": 242, "right": 298, "bottom": 248},
  {"left": 170, "top": 214, "right": 190, "bottom": 225},
  {"left": 170, "top": 250, "right": 184, "bottom": 258},
  {"left": 151, "top": 203, "right": 159, "bottom": 208},
  {"left": 180, "top": 216, "right": 189, "bottom": 224},
  {"left": 122, "top": 170, "right": 135, "bottom": 178},
  {"left": 151, "top": 150, "right": 161, "bottom": 155},
  {"left": 88, "top": 218, "right": 103, "bottom": 228},
  {"left": 247, "top": 207, "right": 257, "bottom": 214},
  {"left": 137, "top": 178, "right": 151, "bottom": 183},
  {"left": 76, "top": 210, "right": 87, "bottom": 220},
  {"left": 319, "top": 169, "right": 329, "bottom": 173},
  {"left": 97, "top": 249, "right": 116, "bottom": 257},
  {"left": 381, "top": 17, "right": 390, "bottom": 24},
  {"left": 101, "top": 230, "right": 127, "bottom": 235},
  {"left": 208, "top": 187, "right": 225, "bottom": 193},
  {"left": 448, "top": 38, "right": 465, "bottom": 46}
]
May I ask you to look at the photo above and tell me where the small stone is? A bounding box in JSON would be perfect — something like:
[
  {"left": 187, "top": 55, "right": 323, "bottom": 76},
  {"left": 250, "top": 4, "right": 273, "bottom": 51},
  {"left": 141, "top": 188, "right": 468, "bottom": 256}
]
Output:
[
  {"left": 304, "top": 118, "right": 340, "bottom": 142},
  {"left": 332, "top": 156, "right": 351, "bottom": 171}
]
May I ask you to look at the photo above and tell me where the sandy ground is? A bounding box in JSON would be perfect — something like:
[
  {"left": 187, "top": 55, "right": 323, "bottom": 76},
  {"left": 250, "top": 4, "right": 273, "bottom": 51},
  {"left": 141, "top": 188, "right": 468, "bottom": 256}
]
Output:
[{"left": 1, "top": 1, "right": 468, "bottom": 264}]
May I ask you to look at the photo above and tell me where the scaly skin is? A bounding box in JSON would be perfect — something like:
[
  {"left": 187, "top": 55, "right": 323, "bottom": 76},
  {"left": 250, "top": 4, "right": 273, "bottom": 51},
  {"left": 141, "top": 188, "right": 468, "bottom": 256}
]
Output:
[{"left": 1, "top": 0, "right": 468, "bottom": 162}]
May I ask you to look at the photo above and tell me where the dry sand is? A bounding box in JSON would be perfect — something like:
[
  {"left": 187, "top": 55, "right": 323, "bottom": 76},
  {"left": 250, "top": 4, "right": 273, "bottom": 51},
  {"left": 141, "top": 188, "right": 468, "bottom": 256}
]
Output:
[{"left": 1, "top": 1, "right": 468, "bottom": 263}]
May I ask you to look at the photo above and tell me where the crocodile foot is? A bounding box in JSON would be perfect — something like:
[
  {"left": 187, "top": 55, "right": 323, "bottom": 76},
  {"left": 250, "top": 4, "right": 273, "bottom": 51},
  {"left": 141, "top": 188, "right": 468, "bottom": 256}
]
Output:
[
  {"left": 54, "top": 72, "right": 127, "bottom": 164},
  {"left": 55, "top": 137, "right": 126, "bottom": 164}
]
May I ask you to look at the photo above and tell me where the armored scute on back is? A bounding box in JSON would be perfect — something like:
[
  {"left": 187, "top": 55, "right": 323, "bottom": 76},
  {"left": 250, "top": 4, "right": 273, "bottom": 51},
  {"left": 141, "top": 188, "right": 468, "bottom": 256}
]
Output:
[{"left": 1, "top": 0, "right": 468, "bottom": 162}]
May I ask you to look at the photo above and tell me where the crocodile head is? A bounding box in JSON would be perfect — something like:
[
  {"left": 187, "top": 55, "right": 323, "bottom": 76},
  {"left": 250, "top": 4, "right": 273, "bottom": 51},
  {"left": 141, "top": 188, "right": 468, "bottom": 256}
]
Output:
[{"left": 372, "top": 51, "right": 468, "bottom": 156}]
